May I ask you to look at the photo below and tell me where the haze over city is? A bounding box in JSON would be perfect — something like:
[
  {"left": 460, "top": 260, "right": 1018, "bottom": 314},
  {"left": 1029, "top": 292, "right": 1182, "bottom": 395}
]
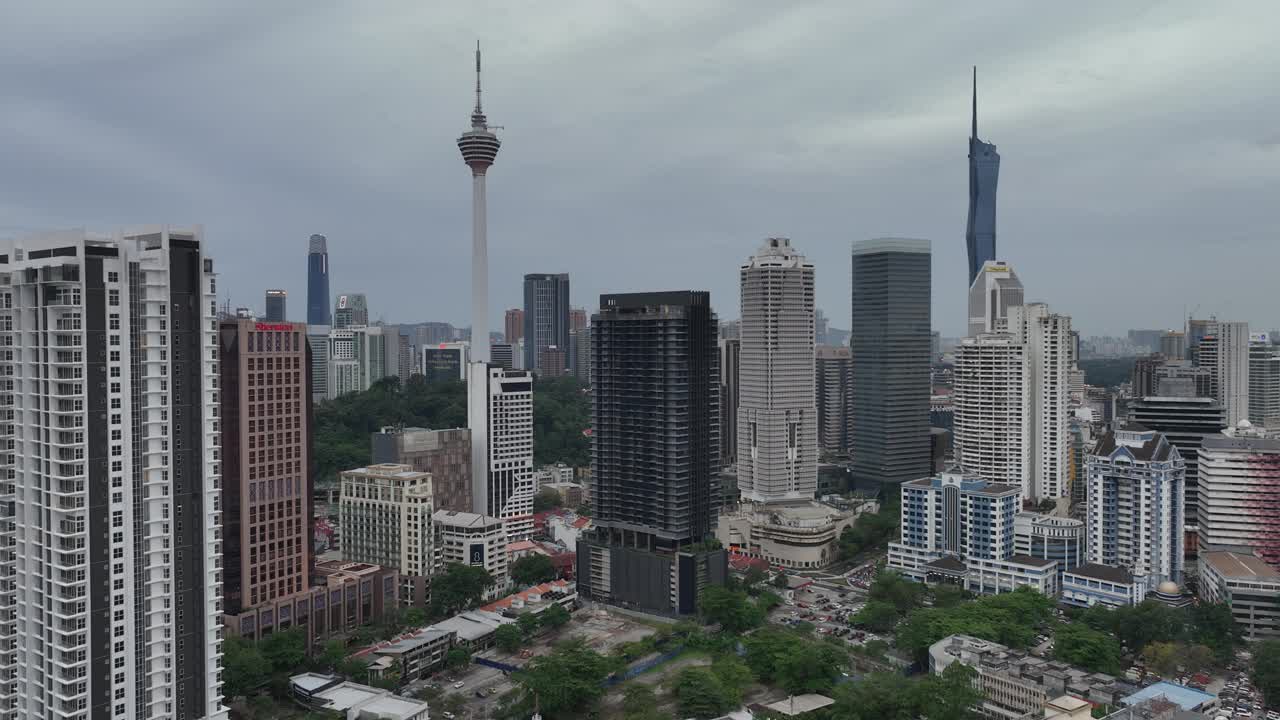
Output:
[{"left": 3, "top": 1, "right": 1278, "bottom": 335}]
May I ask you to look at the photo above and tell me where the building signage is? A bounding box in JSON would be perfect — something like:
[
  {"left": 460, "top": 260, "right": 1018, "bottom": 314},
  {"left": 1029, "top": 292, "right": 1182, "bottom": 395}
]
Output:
[{"left": 255, "top": 323, "right": 293, "bottom": 331}]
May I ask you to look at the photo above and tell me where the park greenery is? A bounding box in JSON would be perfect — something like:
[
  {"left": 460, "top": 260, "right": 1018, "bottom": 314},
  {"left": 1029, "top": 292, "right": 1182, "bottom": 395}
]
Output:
[
  {"left": 511, "top": 553, "right": 559, "bottom": 586},
  {"left": 533, "top": 486, "right": 565, "bottom": 512},
  {"left": 836, "top": 496, "right": 899, "bottom": 561},
  {"left": 1069, "top": 600, "right": 1242, "bottom": 670},
  {"left": 313, "top": 374, "right": 589, "bottom": 484},
  {"left": 427, "top": 563, "right": 495, "bottom": 618},
  {"left": 1079, "top": 357, "right": 1139, "bottom": 389}
]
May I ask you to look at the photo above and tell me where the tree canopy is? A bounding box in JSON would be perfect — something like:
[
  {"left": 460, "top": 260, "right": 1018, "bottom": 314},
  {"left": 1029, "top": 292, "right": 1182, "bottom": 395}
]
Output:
[
  {"left": 512, "top": 639, "right": 620, "bottom": 719},
  {"left": 743, "top": 626, "right": 846, "bottom": 694},
  {"left": 1254, "top": 641, "right": 1280, "bottom": 708},
  {"left": 1074, "top": 599, "right": 1242, "bottom": 665},
  {"left": 511, "top": 554, "right": 558, "bottom": 587},
  {"left": 1054, "top": 623, "right": 1123, "bottom": 675},
  {"left": 894, "top": 586, "right": 1053, "bottom": 661},
  {"left": 429, "top": 563, "right": 495, "bottom": 618},
  {"left": 829, "top": 664, "right": 981, "bottom": 720},
  {"left": 698, "top": 585, "right": 769, "bottom": 633}
]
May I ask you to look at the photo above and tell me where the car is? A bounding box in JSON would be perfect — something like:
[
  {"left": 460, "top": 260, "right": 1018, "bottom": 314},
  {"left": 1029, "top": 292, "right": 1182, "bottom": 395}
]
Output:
[
  {"left": 453, "top": 682, "right": 465, "bottom": 689},
  {"left": 443, "top": 714, "right": 455, "bottom": 720}
]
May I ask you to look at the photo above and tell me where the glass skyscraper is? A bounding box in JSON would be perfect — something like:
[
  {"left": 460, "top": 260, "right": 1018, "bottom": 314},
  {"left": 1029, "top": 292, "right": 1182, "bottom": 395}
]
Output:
[
  {"left": 965, "top": 68, "right": 1000, "bottom": 285},
  {"left": 307, "top": 233, "right": 331, "bottom": 326}
]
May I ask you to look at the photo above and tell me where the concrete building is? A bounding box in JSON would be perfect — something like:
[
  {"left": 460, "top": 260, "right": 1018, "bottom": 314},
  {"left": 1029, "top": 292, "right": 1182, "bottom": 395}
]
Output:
[
  {"left": 570, "top": 307, "right": 588, "bottom": 333},
  {"left": 219, "top": 318, "right": 313, "bottom": 618},
  {"left": 737, "top": 238, "right": 817, "bottom": 502},
  {"left": 967, "top": 260, "right": 1023, "bottom": 336},
  {"left": 850, "top": 238, "right": 932, "bottom": 485},
  {"left": 466, "top": 365, "right": 536, "bottom": 540},
  {"left": 536, "top": 345, "right": 568, "bottom": 377},
  {"left": 1251, "top": 334, "right": 1280, "bottom": 428},
  {"left": 434, "top": 510, "right": 509, "bottom": 600},
  {"left": 307, "top": 324, "right": 331, "bottom": 402},
  {"left": 887, "top": 469, "right": 1020, "bottom": 580},
  {"left": 1198, "top": 320, "right": 1250, "bottom": 424},
  {"left": 716, "top": 500, "right": 870, "bottom": 570},
  {"left": 953, "top": 334, "right": 1029, "bottom": 490},
  {"left": 504, "top": 308, "right": 523, "bottom": 344},
  {"left": 1131, "top": 354, "right": 1165, "bottom": 398},
  {"left": 371, "top": 426, "right": 473, "bottom": 513},
  {"left": 0, "top": 228, "right": 227, "bottom": 720},
  {"left": 963, "top": 556, "right": 1059, "bottom": 597},
  {"left": 577, "top": 291, "right": 728, "bottom": 616},
  {"left": 458, "top": 44, "right": 501, "bottom": 363},
  {"left": 1014, "top": 513, "right": 1085, "bottom": 578},
  {"left": 225, "top": 560, "right": 399, "bottom": 645},
  {"left": 333, "top": 292, "right": 369, "bottom": 328},
  {"left": 1086, "top": 426, "right": 1185, "bottom": 593},
  {"left": 264, "top": 288, "right": 287, "bottom": 322},
  {"left": 1199, "top": 550, "right": 1280, "bottom": 641},
  {"left": 421, "top": 341, "right": 468, "bottom": 383},
  {"left": 1010, "top": 303, "right": 1073, "bottom": 500},
  {"left": 815, "top": 346, "right": 853, "bottom": 456},
  {"left": 339, "top": 465, "right": 436, "bottom": 605},
  {"left": 289, "top": 674, "right": 429, "bottom": 720},
  {"left": 307, "top": 233, "right": 331, "bottom": 326},
  {"left": 1127, "top": 395, "right": 1225, "bottom": 531},
  {"left": 522, "top": 273, "right": 570, "bottom": 372},
  {"left": 328, "top": 325, "right": 386, "bottom": 397},
  {"left": 719, "top": 338, "right": 741, "bottom": 468},
  {"left": 1160, "top": 331, "right": 1186, "bottom": 360},
  {"left": 1154, "top": 361, "right": 1212, "bottom": 398},
  {"left": 1197, "top": 421, "right": 1280, "bottom": 564},
  {"left": 490, "top": 342, "right": 515, "bottom": 370},
  {"left": 1061, "top": 563, "right": 1142, "bottom": 609},
  {"left": 570, "top": 327, "right": 591, "bottom": 383}
]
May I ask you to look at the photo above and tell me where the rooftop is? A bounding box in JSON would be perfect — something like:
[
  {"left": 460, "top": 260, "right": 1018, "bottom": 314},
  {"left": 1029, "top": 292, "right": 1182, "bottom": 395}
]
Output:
[
  {"left": 762, "top": 694, "right": 835, "bottom": 716},
  {"left": 480, "top": 580, "right": 575, "bottom": 614},
  {"left": 433, "top": 509, "right": 504, "bottom": 528},
  {"left": 1201, "top": 550, "right": 1280, "bottom": 580},
  {"left": 1066, "top": 563, "right": 1134, "bottom": 585},
  {"left": 1122, "top": 681, "right": 1216, "bottom": 712},
  {"left": 1092, "top": 427, "right": 1178, "bottom": 462},
  {"left": 289, "top": 674, "right": 430, "bottom": 720}
]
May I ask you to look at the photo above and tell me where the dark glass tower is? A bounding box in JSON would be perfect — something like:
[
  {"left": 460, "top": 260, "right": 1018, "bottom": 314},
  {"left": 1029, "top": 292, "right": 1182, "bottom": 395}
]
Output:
[
  {"left": 851, "top": 238, "right": 932, "bottom": 487},
  {"left": 522, "top": 273, "right": 570, "bottom": 371},
  {"left": 965, "top": 67, "right": 1000, "bottom": 285},
  {"left": 306, "top": 233, "right": 331, "bottom": 326},
  {"left": 577, "top": 291, "right": 727, "bottom": 616}
]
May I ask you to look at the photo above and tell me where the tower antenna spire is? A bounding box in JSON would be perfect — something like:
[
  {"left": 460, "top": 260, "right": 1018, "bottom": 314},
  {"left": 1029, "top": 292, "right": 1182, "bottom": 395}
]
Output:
[
  {"left": 971, "top": 65, "right": 978, "bottom": 140},
  {"left": 474, "top": 40, "right": 483, "bottom": 116}
]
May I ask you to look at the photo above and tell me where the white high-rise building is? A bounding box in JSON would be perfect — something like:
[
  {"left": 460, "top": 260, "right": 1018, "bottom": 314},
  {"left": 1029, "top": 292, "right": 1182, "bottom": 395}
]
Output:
[
  {"left": 1010, "top": 303, "right": 1073, "bottom": 500},
  {"left": 327, "top": 325, "right": 386, "bottom": 398},
  {"left": 1249, "top": 334, "right": 1280, "bottom": 428},
  {"left": 307, "top": 325, "right": 331, "bottom": 402},
  {"left": 967, "top": 260, "right": 1024, "bottom": 336},
  {"left": 433, "top": 510, "right": 510, "bottom": 600},
  {"left": 338, "top": 464, "right": 436, "bottom": 605},
  {"left": 1199, "top": 320, "right": 1250, "bottom": 425},
  {"left": 466, "top": 364, "right": 536, "bottom": 540},
  {"left": 952, "top": 334, "right": 1029, "bottom": 488},
  {"left": 1086, "top": 425, "right": 1185, "bottom": 594},
  {"left": 737, "top": 238, "right": 816, "bottom": 502},
  {"left": 1, "top": 228, "right": 226, "bottom": 720}
]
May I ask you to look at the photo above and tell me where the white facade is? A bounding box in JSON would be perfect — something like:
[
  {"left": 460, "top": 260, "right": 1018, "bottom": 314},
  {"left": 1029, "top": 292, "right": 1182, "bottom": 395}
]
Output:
[
  {"left": 466, "top": 363, "right": 535, "bottom": 540},
  {"left": 1086, "top": 426, "right": 1185, "bottom": 590},
  {"left": 967, "top": 260, "right": 1024, "bottom": 337},
  {"left": 1250, "top": 337, "right": 1280, "bottom": 428},
  {"left": 327, "top": 325, "right": 386, "bottom": 398},
  {"left": 887, "top": 470, "right": 1021, "bottom": 579},
  {"left": 432, "top": 510, "right": 509, "bottom": 599},
  {"left": 1010, "top": 303, "right": 1073, "bottom": 500},
  {"left": 1199, "top": 321, "right": 1250, "bottom": 426},
  {"left": 1, "top": 228, "right": 226, "bottom": 720},
  {"left": 736, "top": 238, "right": 817, "bottom": 502},
  {"left": 338, "top": 464, "right": 435, "bottom": 596},
  {"left": 952, "top": 334, "right": 1029, "bottom": 490},
  {"left": 307, "top": 325, "right": 331, "bottom": 402},
  {"left": 1197, "top": 420, "right": 1280, "bottom": 565}
]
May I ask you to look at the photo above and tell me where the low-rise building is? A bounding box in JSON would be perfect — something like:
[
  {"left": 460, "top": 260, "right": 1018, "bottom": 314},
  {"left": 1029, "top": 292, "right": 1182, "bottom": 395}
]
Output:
[
  {"left": 1014, "top": 513, "right": 1086, "bottom": 579},
  {"left": 434, "top": 510, "right": 510, "bottom": 599},
  {"left": 964, "top": 555, "right": 1059, "bottom": 597},
  {"left": 1060, "top": 563, "right": 1142, "bottom": 609},
  {"left": 290, "top": 673, "right": 430, "bottom": 720},
  {"left": 480, "top": 580, "right": 578, "bottom": 617},
  {"left": 1199, "top": 550, "right": 1280, "bottom": 641},
  {"left": 225, "top": 560, "right": 400, "bottom": 644},
  {"left": 716, "top": 499, "right": 869, "bottom": 569},
  {"left": 543, "top": 481, "right": 585, "bottom": 508}
]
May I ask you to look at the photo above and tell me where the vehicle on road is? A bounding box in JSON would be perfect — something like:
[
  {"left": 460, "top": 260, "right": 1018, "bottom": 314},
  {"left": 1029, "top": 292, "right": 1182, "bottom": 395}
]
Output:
[{"left": 453, "top": 682, "right": 465, "bottom": 689}]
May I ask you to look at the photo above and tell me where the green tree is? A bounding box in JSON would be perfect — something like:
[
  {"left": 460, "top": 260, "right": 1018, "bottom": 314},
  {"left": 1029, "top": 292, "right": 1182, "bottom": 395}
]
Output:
[
  {"left": 514, "top": 639, "right": 618, "bottom": 719},
  {"left": 517, "top": 613, "right": 542, "bottom": 638},
  {"left": 1254, "top": 640, "right": 1280, "bottom": 708},
  {"left": 445, "top": 647, "right": 471, "bottom": 670},
  {"left": 917, "top": 663, "right": 982, "bottom": 720},
  {"left": 699, "top": 585, "right": 765, "bottom": 633},
  {"left": 337, "top": 656, "right": 371, "bottom": 684},
  {"left": 773, "top": 572, "right": 790, "bottom": 589},
  {"left": 222, "top": 635, "right": 271, "bottom": 698},
  {"left": 511, "top": 554, "right": 558, "bottom": 586},
  {"left": 868, "top": 571, "right": 926, "bottom": 614},
  {"left": 533, "top": 487, "right": 564, "bottom": 512},
  {"left": 776, "top": 640, "right": 846, "bottom": 694},
  {"left": 852, "top": 600, "right": 902, "bottom": 633},
  {"left": 400, "top": 606, "right": 427, "bottom": 628},
  {"left": 318, "top": 639, "right": 348, "bottom": 671},
  {"left": 495, "top": 624, "right": 525, "bottom": 653},
  {"left": 673, "top": 667, "right": 738, "bottom": 720},
  {"left": 540, "top": 603, "right": 572, "bottom": 630},
  {"left": 622, "top": 683, "right": 669, "bottom": 720},
  {"left": 1054, "top": 623, "right": 1122, "bottom": 674},
  {"left": 531, "top": 376, "right": 591, "bottom": 466},
  {"left": 930, "top": 584, "right": 971, "bottom": 608},
  {"left": 830, "top": 672, "right": 919, "bottom": 720},
  {"left": 743, "top": 566, "right": 768, "bottom": 588},
  {"left": 711, "top": 655, "right": 755, "bottom": 696},
  {"left": 259, "top": 626, "right": 307, "bottom": 674},
  {"left": 1142, "top": 641, "right": 1180, "bottom": 677},
  {"left": 1190, "top": 602, "right": 1242, "bottom": 664},
  {"left": 429, "top": 563, "right": 495, "bottom": 617}
]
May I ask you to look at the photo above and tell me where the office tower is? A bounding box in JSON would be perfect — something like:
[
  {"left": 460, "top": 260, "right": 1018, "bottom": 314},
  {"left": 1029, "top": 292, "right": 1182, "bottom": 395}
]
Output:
[
  {"left": 1087, "top": 425, "right": 1186, "bottom": 591},
  {"left": 931, "top": 331, "right": 942, "bottom": 360},
  {"left": 719, "top": 338, "right": 741, "bottom": 468},
  {"left": 307, "top": 233, "right": 331, "bottom": 326},
  {"left": 887, "top": 469, "right": 1020, "bottom": 577},
  {"left": 1161, "top": 331, "right": 1187, "bottom": 360},
  {"left": 737, "top": 238, "right": 817, "bottom": 502},
  {"left": 467, "top": 365, "right": 536, "bottom": 540},
  {"left": 333, "top": 293, "right": 369, "bottom": 328},
  {"left": 377, "top": 325, "right": 414, "bottom": 386},
  {"left": 967, "top": 260, "right": 1023, "bottom": 336},
  {"left": 570, "top": 307, "right": 588, "bottom": 333},
  {"left": 1132, "top": 353, "right": 1166, "bottom": 398},
  {"left": 571, "top": 327, "right": 592, "bottom": 384},
  {"left": 578, "top": 291, "right": 726, "bottom": 616},
  {"left": 1127, "top": 396, "right": 1225, "bottom": 530},
  {"left": 458, "top": 44, "right": 500, "bottom": 363},
  {"left": 307, "top": 326, "right": 331, "bottom": 402},
  {"left": 1011, "top": 303, "right": 1073, "bottom": 499},
  {"left": 1155, "top": 362, "right": 1212, "bottom": 397},
  {"left": 433, "top": 510, "right": 510, "bottom": 600},
  {"left": 536, "top": 345, "right": 567, "bottom": 377},
  {"left": 415, "top": 322, "right": 456, "bottom": 347},
  {"left": 219, "top": 316, "right": 313, "bottom": 618},
  {"left": 490, "top": 342, "right": 514, "bottom": 370},
  {"left": 327, "top": 325, "right": 386, "bottom": 397},
  {"left": 965, "top": 68, "right": 1000, "bottom": 285},
  {"left": 420, "top": 342, "right": 469, "bottom": 383},
  {"left": 339, "top": 464, "right": 435, "bottom": 605},
  {"left": 0, "top": 228, "right": 224, "bottom": 720},
  {"left": 504, "top": 308, "right": 524, "bottom": 344},
  {"left": 1188, "top": 318, "right": 1215, "bottom": 362},
  {"left": 1250, "top": 334, "right": 1280, "bottom": 428},
  {"left": 372, "top": 427, "right": 473, "bottom": 512},
  {"left": 522, "top": 273, "right": 570, "bottom": 371},
  {"left": 850, "top": 238, "right": 932, "bottom": 486},
  {"left": 1128, "top": 330, "right": 1164, "bottom": 354},
  {"left": 815, "top": 309, "right": 830, "bottom": 346},
  {"left": 1198, "top": 421, "right": 1280, "bottom": 565},
  {"left": 264, "top": 288, "right": 287, "bottom": 322},
  {"left": 1198, "top": 321, "right": 1250, "bottom": 424},
  {"left": 719, "top": 319, "right": 740, "bottom": 340},
  {"left": 816, "top": 346, "right": 853, "bottom": 456},
  {"left": 952, "top": 334, "right": 1029, "bottom": 489},
  {"left": 1067, "top": 418, "right": 1094, "bottom": 510}
]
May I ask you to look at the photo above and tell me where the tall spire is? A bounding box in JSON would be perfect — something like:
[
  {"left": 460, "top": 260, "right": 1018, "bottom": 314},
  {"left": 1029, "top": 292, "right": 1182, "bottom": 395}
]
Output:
[
  {"left": 475, "top": 41, "right": 483, "bottom": 114},
  {"left": 471, "top": 40, "right": 488, "bottom": 129},
  {"left": 971, "top": 65, "right": 978, "bottom": 140}
]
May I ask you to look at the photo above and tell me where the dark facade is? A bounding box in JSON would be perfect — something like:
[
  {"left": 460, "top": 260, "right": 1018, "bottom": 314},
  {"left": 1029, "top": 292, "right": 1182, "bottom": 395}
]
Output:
[
  {"left": 578, "top": 290, "right": 726, "bottom": 615},
  {"left": 1127, "top": 396, "right": 1227, "bottom": 528},
  {"left": 307, "top": 233, "right": 331, "bottom": 326},
  {"left": 719, "top": 338, "right": 740, "bottom": 468},
  {"left": 371, "top": 427, "right": 473, "bottom": 512},
  {"left": 523, "top": 273, "right": 570, "bottom": 371},
  {"left": 965, "top": 68, "right": 1000, "bottom": 285},
  {"left": 850, "top": 238, "right": 932, "bottom": 486},
  {"left": 816, "top": 345, "right": 853, "bottom": 455},
  {"left": 265, "top": 288, "right": 287, "bottom": 322},
  {"left": 1132, "top": 353, "right": 1166, "bottom": 398}
]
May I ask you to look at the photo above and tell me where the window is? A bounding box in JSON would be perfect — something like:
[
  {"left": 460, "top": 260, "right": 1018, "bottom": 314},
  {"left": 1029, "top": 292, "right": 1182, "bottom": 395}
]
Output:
[
  {"left": 109, "top": 314, "right": 120, "bottom": 331},
  {"left": 110, "top": 350, "right": 120, "bottom": 362},
  {"left": 108, "top": 290, "right": 119, "bottom": 306},
  {"left": 108, "top": 271, "right": 119, "bottom": 283}
]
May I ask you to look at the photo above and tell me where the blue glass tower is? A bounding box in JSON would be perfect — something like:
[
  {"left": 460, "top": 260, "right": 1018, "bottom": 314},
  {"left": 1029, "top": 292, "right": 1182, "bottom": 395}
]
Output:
[
  {"left": 307, "top": 233, "right": 331, "bottom": 326},
  {"left": 965, "top": 67, "right": 1000, "bottom": 285}
]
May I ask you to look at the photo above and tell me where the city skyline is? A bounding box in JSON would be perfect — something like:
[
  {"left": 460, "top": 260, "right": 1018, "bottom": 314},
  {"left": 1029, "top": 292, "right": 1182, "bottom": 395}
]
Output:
[{"left": 2, "top": 3, "right": 1278, "bottom": 337}]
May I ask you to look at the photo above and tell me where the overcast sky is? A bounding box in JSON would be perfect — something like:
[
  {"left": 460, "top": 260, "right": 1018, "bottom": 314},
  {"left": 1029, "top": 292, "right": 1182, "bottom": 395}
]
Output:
[{"left": 3, "top": 1, "right": 1278, "bottom": 337}]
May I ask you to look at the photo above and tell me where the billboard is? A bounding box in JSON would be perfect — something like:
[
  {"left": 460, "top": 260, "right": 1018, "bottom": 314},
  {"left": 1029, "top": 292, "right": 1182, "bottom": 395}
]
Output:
[{"left": 421, "top": 345, "right": 465, "bottom": 383}]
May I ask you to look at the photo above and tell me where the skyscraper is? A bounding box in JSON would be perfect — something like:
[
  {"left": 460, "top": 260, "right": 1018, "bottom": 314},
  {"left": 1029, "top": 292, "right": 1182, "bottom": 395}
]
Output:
[
  {"left": 577, "top": 291, "right": 726, "bottom": 616},
  {"left": 333, "top": 293, "right": 369, "bottom": 328},
  {"left": 1011, "top": 303, "right": 1073, "bottom": 499},
  {"left": 737, "top": 238, "right": 817, "bottom": 502},
  {"left": 967, "top": 260, "right": 1023, "bottom": 336},
  {"left": 307, "top": 233, "right": 331, "bottom": 326},
  {"left": 1250, "top": 334, "right": 1280, "bottom": 428},
  {"left": 504, "top": 308, "right": 524, "bottom": 344},
  {"left": 815, "top": 346, "right": 853, "bottom": 456},
  {"left": 570, "top": 307, "right": 588, "bottom": 333},
  {"left": 953, "top": 333, "right": 1029, "bottom": 488},
  {"left": 965, "top": 68, "right": 1000, "bottom": 285},
  {"left": 1198, "top": 421, "right": 1280, "bottom": 564},
  {"left": 458, "top": 42, "right": 500, "bottom": 363},
  {"left": 1198, "top": 321, "right": 1250, "bottom": 424},
  {"left": 850, "top": 238, "right": 932, "bottom": 486},
  {"left": 522, "top": 273, "right": 570, "bottom": 371},
  {"left": 265, "top": 288, "right": 287, "bottom": 322},
  {"left": 1, "top": 228, "right": 225, "bottom": 720},
  {"left": 719, "top": 338, "right": 741, "bottom": 469},
  {"left": 1127, "top": 395, "right": 1226, "bottom": 530},
  {"left": 1161, "top": 331, "right": 1187, "bottom": 359},
  {"left": 467, "top": 365, "right": 536, "bottom": 540}
]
